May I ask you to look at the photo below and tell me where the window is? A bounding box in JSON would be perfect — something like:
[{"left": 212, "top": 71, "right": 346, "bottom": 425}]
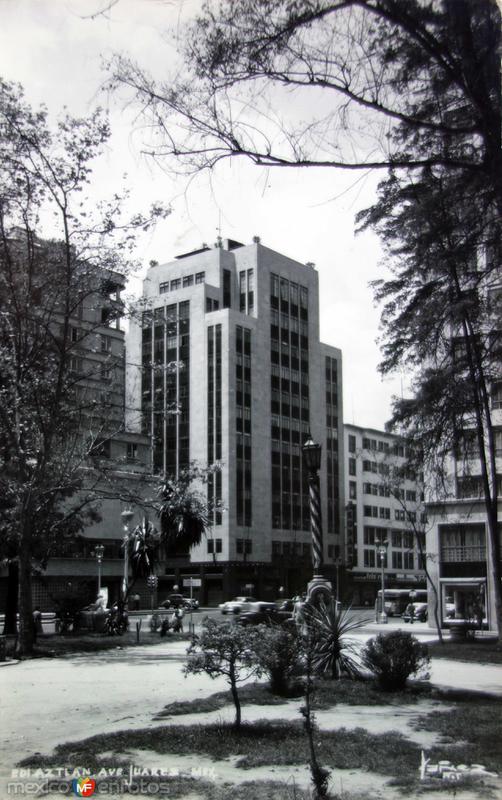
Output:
[
  {"left": 195, "top": 271, "right": 205, "bottom": 284},
  {"left": 349, "top": 481, "right": 357, "bottom": 499},
  {"left": 403, "top": 532, "right": 414, "bottom": 549},
  {"left": 363, "top": 527, "right": 375, "bottom": 545},
  {"left": 392, "top": 552, "right": 403, "bottom": 570},
  {"left": 364, "top": 549, "right": 376, "bottom": 568},
  {"left": 403, "top": 552, "right": 414, "bottom": 570},
  {"left": 406, "top": 490, "right": 416, "bottom": 502},
  {"left": 101, "top": 335, "right": 112, "bottom": 353},
  {"left": 207, "top": 538, "right": 222, "bottom": 554},
  {"left": 490, "top": 380, "right": 502, "bottom": 409},
  {"left": 348, "top": 458, "right": 356, "bottom": 476},
  {"left": 363, "top": 460, "right": 377, "bottom": 473},
  {"left": 236, "top": 539, "right": 252, "bottom": 555},
  {"left": 70, "top": 357, "right": 83, "bottom": 374},
  {"left": 379, "top": 507, "right": 390, "bottom": 520},
  {"left": 395, "top": 509, "right": 405, "bottom": 521},
  {"left": 100, "top": 363, "right": 112, "bottom": 382},
  {"left": 159, "top": 282, "right": 169, "bottom": 294},
  {"left": 126, "top": 442, "right": 138, "bottom": 462},
  {"left": 348, "top": 434, "right": 356, "bottom": 453},
  {"left": 392, "top": 531, "right": 402, "bottom": 548},
  {"left": 183, "top": 275, "right": 193, "bottom": 287},
  {"left": 170, "top": 278, "right": 181, "bottom": 291}
]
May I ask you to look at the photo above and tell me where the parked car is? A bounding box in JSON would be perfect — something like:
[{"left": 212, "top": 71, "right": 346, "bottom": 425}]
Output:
[
  {"left": 219, "top": 596, "right": 257, "bottom": 614},
  {"left": 160, "top": 594, "right": 199, "bottom": 611}
]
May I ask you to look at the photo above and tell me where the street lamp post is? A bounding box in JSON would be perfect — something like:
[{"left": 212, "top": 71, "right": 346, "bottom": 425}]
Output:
[
  {"left": 302, "top": 435, "right": 332, "bottom": 605},
  {"left": 121, "top": 508, "right": 135, "bottom": 604},
  {"left": 375, "top": 538, "right": 389, "bottom": 624},
  {"left": 94, "top": 544, "right": 105, "bottom": 596}
]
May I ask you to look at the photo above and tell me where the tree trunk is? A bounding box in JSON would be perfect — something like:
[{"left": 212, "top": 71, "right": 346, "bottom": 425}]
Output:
[
  {"left": 16, "top": 517, "right": 34, "bottom": 657},
  {"left": 3, "top": 560, "right": 19, "bottom": 636},
  {"left": 229, "top": 665, "right": 241, "bottom": 730}
]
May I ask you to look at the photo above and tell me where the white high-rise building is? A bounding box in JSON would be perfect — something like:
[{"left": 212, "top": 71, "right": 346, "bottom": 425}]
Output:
[{"left": 126, "top": 238, "right": 344, "bottom": 604}]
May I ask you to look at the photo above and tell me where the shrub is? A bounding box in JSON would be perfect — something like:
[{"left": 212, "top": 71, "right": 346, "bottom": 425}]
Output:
[
  {"left": 303, "top": 601, "right": 369, "bottom": 679},
  {"left": 252, "top": 623, "right": 303, "bottom": 696},
  {"left": 363, "top": 630, "right": 430, "bottom": 691}
]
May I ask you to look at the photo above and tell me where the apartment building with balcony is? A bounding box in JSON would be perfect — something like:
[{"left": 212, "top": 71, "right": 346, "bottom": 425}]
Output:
[{"left": 424, "top": 253, "right": 501, "bottom": 632}]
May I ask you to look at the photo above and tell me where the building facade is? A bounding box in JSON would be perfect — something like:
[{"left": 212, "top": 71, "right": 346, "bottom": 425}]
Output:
[
  {"left": 126, "top": 239, "right": 344, "bottom": 603},
  {"left": 425, "top": 393, "right": 502, "bottom": 632},
  {"left": 0, "top": 267, "right": 152, "bottom": 613},
  {"left": 343, "top": 424, "right": 426, "bottom": 606}
]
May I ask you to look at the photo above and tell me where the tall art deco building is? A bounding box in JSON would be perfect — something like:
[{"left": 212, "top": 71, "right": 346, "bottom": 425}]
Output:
[{"left": 126, "top": 238, "right": 344, "bottom": 604}]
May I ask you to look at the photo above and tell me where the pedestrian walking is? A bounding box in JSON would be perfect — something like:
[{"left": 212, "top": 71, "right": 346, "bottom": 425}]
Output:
[
  {"left": 405, "top": 602, "right": 415, "bottom": 624},
  {"left": 173, "top": 607, "right": 184, "bottom": 632},
  {"left": 32, "top": 607, "right": 43, "bottom": 642}
]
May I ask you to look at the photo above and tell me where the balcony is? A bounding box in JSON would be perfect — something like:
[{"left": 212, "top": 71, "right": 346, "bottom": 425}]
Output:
[{"left": 441, "top": 546, "right": 485, "bottom": 563}]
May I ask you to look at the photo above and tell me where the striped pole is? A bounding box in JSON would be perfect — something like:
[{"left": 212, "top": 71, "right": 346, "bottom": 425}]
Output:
[{"left": 309, "top": 475, "right": 323, "bottom": 575}]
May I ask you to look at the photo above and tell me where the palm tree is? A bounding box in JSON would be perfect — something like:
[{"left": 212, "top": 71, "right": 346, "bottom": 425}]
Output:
[{"left": 157, "top": 467, "right": 211, "bottom": 555}]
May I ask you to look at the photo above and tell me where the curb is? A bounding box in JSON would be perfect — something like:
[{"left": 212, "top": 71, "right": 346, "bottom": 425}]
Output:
[{"left": 0, "top": 659, "right": 19, "bottom": 667}]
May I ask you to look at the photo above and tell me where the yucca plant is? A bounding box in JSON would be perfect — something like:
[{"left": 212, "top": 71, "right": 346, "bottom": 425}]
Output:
[{"left": 304, "top": 600, "right": 369, "bottom": 680}]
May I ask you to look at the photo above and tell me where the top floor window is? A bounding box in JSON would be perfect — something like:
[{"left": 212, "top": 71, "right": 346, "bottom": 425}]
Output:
[{"left": 195, "top": 271, "right": 205, "bottom": 284}]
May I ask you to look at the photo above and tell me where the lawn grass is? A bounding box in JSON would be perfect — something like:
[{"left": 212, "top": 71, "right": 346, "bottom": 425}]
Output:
[
  {"left": 157, "top": 676, "right": 433, "bottom": 719},
  {"left": 20, "top": 720, "right": 422, "bottom": 776},
  {"left": 429, "top": 638, "right": 502, "bottom": 665}
]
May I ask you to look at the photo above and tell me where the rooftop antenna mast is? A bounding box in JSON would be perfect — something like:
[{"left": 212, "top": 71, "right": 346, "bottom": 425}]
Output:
[{"left": 216, "top": 210, "right": 222, "bottom": 248}]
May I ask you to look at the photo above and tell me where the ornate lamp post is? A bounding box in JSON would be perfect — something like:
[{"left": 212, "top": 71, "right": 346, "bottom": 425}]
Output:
[
  {"left": 94, "top": 544, "right": 105, "bottom": 596},
  {"left": 121, "top": 508, "right": 135, "bottom": 604},
  {"left": 302, "top": 435, "right": 332, "bottom": 605},
  {"left": 375, "top": 537, "right": 389, "bottom": 624}
]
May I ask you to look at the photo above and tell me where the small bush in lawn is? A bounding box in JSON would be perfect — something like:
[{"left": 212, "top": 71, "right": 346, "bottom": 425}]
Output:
[{"left": 363, "top": 630, "right": 430, "bottom": 691}]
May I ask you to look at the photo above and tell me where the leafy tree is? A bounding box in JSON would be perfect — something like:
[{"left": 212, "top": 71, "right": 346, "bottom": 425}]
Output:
[
  {"left": 357, "top": 163, "right": 502, "bottom": 640},
  {"left": 109, "top": 0, "right": 500, "bottom": 186},
  {"left": 184, "top": 618, "right": 262, "bottom": 729},
  {"left": 0, "top": 78, "right": 167, "bottom": 655}
]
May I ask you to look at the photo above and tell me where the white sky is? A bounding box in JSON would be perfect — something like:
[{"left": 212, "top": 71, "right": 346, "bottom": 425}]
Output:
[{"left": 0, "top": 0, "right": 405, "bottom": 429}]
